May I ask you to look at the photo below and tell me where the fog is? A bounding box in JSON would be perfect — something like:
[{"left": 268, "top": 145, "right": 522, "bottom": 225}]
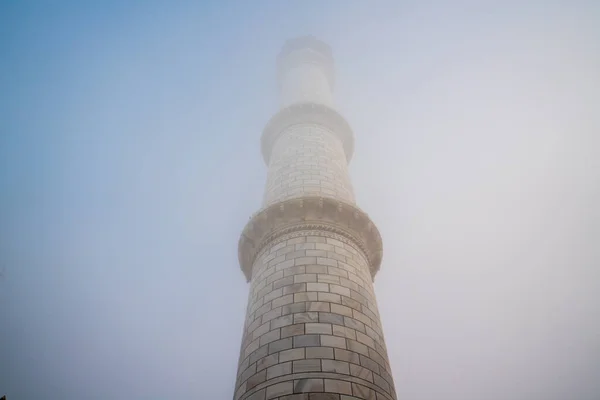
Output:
[{"left": 1, "top": 1, "right": 599, "bottom": 399}]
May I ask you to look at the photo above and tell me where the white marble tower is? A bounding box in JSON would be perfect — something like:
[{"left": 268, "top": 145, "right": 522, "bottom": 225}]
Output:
[{"left": 235, "top": 37, "right": 397, "bottom": 400}]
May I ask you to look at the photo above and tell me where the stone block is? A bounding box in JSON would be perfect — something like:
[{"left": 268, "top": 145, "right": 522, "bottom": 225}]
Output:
[
  {"left": 319, "top": 335, "right": 346, "bottom": 349},
  {"left": 322, "top": 359, "right": 350, "bottom": 374},
  {"left": 279, "top": 347, "right": 305, "bottom": 363},
  {"left": 295, "top": 257, "right": 317, "bottom": 266},
  {"left": 266, "top": 381, "right": 294, "bottom": 399},
  {"left": 306, "top": 250, "right": 328, "bottom": 257},
  {"left": 355, "top": 331, "right": 375, "bottom": 348},
  {"left": 349, "top": 291, "right": 368, "bottom": 307},
  {"left": 318, "top": 292, "right": 342, "bottom": 304},
  {"left": 347, "top": 340, "right": 369, "bottom": 357},
  {"left": 351, "top": 383, "right": 376, "bottom": 400},
  {"left": 260, "top": 329, "right": 281, "bottom": 346},
  {"left": 326, "top": 252, "right": 347, "bottom": 263},
  {"left": 286, "top": 250, "right": 308, "bottom": 260},
  {"left": 267, "top": 361, "right": 292, "bottom": 379},
  {"left": 305, "top": 346, "right": 334, "bottom": 359},
  {"left": 295, "top": 243, "right": 316, "bottom": 251},
  {"left": 343, "top": 317, "right": 365, "bottom": 333},
  {"left": 330, "top": 304, "right": 353, "bottom": 317},
  {"left": 349, "top": 364, "right": 374, "bottom": 383},
  {"left": 272, "top": 294, "right": 294, "bottom": 308},
  {"left": 271, "top": 314, "right": 294, "bottom": 329},
  {"left": 257, "top": 353, "right": 279, "bottom": 372},
  {"left": 255, "top": 303, "right": 273, "bottom": 319},
  {"left": 307, "top": 282, "right": 329, "bottom": 292},
  {"left": 249, "top": 345, "right": 269, "bottom": 364},
  {"left": 324, "top": 379, "right": 352, "bottom": 395},
  {"left": 277, "top": 245, "right": 297, "bottom": 256},
  {"left": 268, "top": 338, "right": 293, "bottom": 354},
  {"left": 315, "top": 243, "right": 334, "bottom": 251},
  {"left": 293, "top": 358, "right": 322, "bottom": 373},
  {"left": 294, "top": 378, "right": 324, "bottom": 393},
  {"left": 247, "top": 388, "right": 266, "bottom": 400},
  {"left": 352, "top": 311, "right": 372, "bottom": 328},
  {"left": 334, "top": 246, "right": 354, "bottom": 258},
  {"left": 338, "top": 278, "right": 359, "bottom": 292},
  {"left": 317, "top": 274, "right": 340, "bottom": 284},
  {"left": 274, "top": 276, "right": 295, "bottom": 290},
  {"left": 294, "top": 312, "right": 319, "bottom": 324},
  {"left": 276, "top": 259, "right": 296, "bottom": 271},
  {"left": 359, "top": 355, "right": 380, "bottom": 374},
  {"left": 283, "top": 283, "right": 307, "bottom": 295},
  {"left": 306, "top": 265, "right": 328, "bottom": 274},
  {"left": 295, "top": 273, "right": 318, "bottom": 283},
  {"left": 293, "top": 334, "right": 321, "bottom": 348},
  {"left": 240, "top": 363, "right": 257, "bottom": 384},
  {"left": 252, "top": 321, "right": 272, "bottom": 340},
  {"left": 268, "top": 255, "right": 287, "bottom": 268},
  {"left": 334, "top": 348, "right": 360, "bottom": 364},
  {"left": 332, "top": 325, "right": 356, "bottom": 340},
  {"left": 340, "top": 296, "right": 361, "bottom": 310},
  {"left": 294, "top": 292, "right": 318, "bottom": 302},
  {"left": 327, "top": 267, "right": 348, "bottom": 278},
  {"left": 329, "top": 285, "right": 351, "bottom": 297},
  {"left": 305, "top": 323, "right": 333, "bottom": 335},
  {"left": 238, "top": 357, "right": 250, "bottom": 376},
  {"left": 264, "top": 288, "right": 283, "bottom": 303},
  {"left": 367, "top": 349, "right": 386, "bottom": 371},
  {"left": 284, "top": 302, "right": 307, "bottom": 315},
  {"left": 317, "top": 257, "right": 338, "bottom": 267},
  {"left": 247, "top": 369, "right": 267, "bottom": 389},
  {"left": 319, "top": 313, "right": 344, "bottom": 325},
  {"left": 266, "top": 270, "right": 284, "bottom": 284},
  {"left": 245, "top": 338, "right": 261, "bottom": 358},
  {"left": 281, "top": 323, "right": 305, "bottom": 338},
  {"left": 373, "top": 373, "right": 391, "bottom": 394},
  {"left": 262, "top": 307, "right": 283, "bottom": 323},
  {"left": 306, "top": 301, "right": 331, "bottom": 312}
]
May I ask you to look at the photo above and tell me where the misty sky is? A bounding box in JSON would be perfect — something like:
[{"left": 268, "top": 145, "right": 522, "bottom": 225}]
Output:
[{"left": 1, "top": 1, "right": 599, "bottom": 399}]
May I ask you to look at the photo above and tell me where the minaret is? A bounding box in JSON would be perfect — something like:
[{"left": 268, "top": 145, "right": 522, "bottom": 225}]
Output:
[{"left": 235, "top": 37, "right": 396, "bottom": 400}]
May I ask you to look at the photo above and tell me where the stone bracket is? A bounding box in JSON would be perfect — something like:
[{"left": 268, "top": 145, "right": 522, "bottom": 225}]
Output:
[{"left": 238, "top": 196, "right": 383, "bottom": 282}]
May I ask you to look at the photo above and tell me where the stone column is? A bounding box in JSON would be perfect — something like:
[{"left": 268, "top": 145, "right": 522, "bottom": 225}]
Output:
[{"left": 235, "top": 37, "right": 397, "bottom": 400}]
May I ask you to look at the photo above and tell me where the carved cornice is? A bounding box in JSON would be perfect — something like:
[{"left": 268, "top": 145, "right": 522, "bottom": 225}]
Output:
[
  {"left": 238, "top": 196, "right": 383, "bottom": 282},
  {"left": 260, "top": 103, "right": 354, "bottom": 165}
]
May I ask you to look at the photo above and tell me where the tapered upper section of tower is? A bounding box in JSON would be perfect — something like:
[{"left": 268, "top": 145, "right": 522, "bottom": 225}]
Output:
[
  {"left": 241, "top": 37, "right": 384, "bottom": 282},
  {"left": 277, "top": 36, "right": 335, "bottom": 108},
  {"left": 262, "top": 37, "right": 354, "bottom": 166}
]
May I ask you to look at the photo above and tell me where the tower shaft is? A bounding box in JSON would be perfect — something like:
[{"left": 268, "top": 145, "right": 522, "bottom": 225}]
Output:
[{"left": 235, "top": 37, "right": 397, "bottom": 400}]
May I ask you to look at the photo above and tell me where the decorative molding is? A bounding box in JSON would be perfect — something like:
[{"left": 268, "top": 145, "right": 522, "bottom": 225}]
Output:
[
  {"left": 261, "top": 103, "right": 354, "bottom": 165},
  {"left": 238, "top": 196, "right": 383, "bottom": 282}
]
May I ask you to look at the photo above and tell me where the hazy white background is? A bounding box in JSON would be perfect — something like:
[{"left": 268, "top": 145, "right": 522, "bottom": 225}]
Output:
[{"left": 1, "top": 1, "right": 599, "bottom": 399}]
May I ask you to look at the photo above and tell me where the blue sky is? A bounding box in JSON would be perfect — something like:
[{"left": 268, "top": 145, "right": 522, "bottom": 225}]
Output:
[{"left": 1, "top": 1, "right": 599, "bottom": 399}]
